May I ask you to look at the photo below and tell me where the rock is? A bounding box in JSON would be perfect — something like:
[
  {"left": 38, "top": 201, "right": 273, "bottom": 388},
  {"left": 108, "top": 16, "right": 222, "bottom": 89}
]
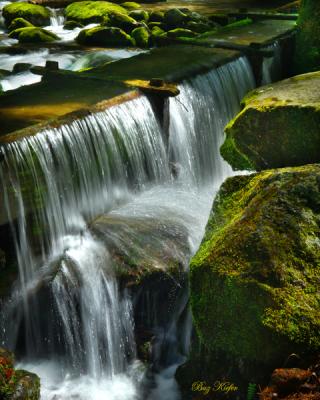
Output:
[
  {"left": 186, "top": 21, "right": 211, "bottom": 33},
  {"left": 150, "top": 25, "right": 165, "bottom": 39},
  {"left": 108, "top": 11, "right": 139, "bottom": 33},
  {"left": 12, "top": 63, "right": 32, "bottom": 73},
  {"left": 76, "top": 25, "right": 135, "bottom": 47},
  {"left": 149, "top": 10, "right": 164, "bottom": 23},
  {"left": 131, "top": 26, "right": 150, "bottom": 47},
  {"left": 189, "top": 165, "right": 320, "bottom": 385},
  {"left": 8, "top": 17, "right": 34, "bottom": 32},
  {"left": 0, "top": 347, "right": 40, "bottom": 400},
  {"left": 63, "top": 20, "right": 84, "bottom": 30},
  {"left": 166, "top": 28, "right": 196, "bottom": 39},
  {"left": 294, "top": 0, "right": 320, "bottom": 74},
  {"left": 129, "top": 9, "right": 149, "bottom": 22},
  {"left": 120, "top": 2, "right": 141, "bottom": 11},
  {"left": 221, "top": 71, "right": 320, "bottom": 171},
  {"left": 3, "top": 2, "right": 50, "bottom": 27},
  {"left": 164, "top": 8, "right": 188, "bottom": 29},
  {"left": 64, "top": 1, "right": 128, "bottom": 25},
  {"left": 9, "top": 27, "right": 60, "bottom": 43}
]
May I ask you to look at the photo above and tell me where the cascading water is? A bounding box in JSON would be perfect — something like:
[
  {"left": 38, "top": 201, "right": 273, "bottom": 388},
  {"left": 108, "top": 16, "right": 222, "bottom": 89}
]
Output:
[
  {"left": 0, "top": 56, "right": 255, "bottom": 399},
  {"left": 262, "top": 41, "right": 282, "bottom": 85}
]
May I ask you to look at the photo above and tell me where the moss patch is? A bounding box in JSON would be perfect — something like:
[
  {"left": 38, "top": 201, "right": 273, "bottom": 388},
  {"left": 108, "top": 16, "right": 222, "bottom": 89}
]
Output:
[
  {"left": 9, "top": 27, "right": 60, "bottom": 43},
  {"left": 77, "top": 25, "right": 134, "bottom": 47}
]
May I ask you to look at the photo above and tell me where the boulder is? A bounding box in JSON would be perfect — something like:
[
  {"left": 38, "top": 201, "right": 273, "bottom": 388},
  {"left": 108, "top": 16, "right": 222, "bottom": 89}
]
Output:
[
  {"left": 129, "top": 9, "right": 149, "bottom": 22},
  {"left": 149, "top": 10, "right": 164, "bottom": 23},
  {"left": 120, "top": 2, "right": 141, "bottom": 11},
  {"left": 8, "top": 17, "right": 34, "bottom": 32},
  {"left": 163, "top": 8, "right": 188, "bottom": 29},
  {"left": 9, "top": 27, "right": 60, "bottom": 43},
  {"left": 186, "top": 21, "right": 211, "bottom": 33},
  {"left": 131, "top": 26, "right": 150, "bottom": 47},
  {"left": 0, "top": 347, "right": 40, "bottom": 400},
  {"left": 189, "top": 165, "right": 320, "bottom": 385},
  {"left": 221, "top": 71, "right": 320, "bottom": 171},
  {"left": 64, "top": 1, "right": 128, "bottom": 25},
  {"left": 3, "top": 2, "right": 50, "bottom": 27},
  {"left": 108, "top": 11, "right": 139, "bottom": 32},
  {"left": 76, "top": 25, "right": 135, "bottom": 47}
]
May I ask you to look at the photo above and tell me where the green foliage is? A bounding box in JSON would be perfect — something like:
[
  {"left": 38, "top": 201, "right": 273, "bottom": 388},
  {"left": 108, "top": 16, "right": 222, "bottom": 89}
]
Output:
[{"left": 247, "top": 383, "right": 257, "bottom": 400}]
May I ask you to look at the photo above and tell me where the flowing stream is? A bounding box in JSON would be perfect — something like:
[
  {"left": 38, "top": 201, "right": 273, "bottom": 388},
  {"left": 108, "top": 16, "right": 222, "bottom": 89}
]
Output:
[{"left": 0, "top": 57, "right": 255, "bottom": 399}]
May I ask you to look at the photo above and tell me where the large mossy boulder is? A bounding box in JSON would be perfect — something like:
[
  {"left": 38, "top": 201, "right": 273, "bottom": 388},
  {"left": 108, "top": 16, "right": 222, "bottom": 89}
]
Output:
[
  {"left": 3, "top": 2, "right": 50, "bottom": 27},
  {"left": 221, "top": 71, "right": 320, "bottom": 171},
  {"left": 294, "top": 0, "right": 320, "bottom": 74},
  {"left": 189, "top": 164, "right": 320, "bottom": 386},
  {"left": 77, "top": 25, "right": 135, "bottom": 47},
  {"left": 9, "top": 27, "right": 60, "bottom": 43},
  {"left": 65, "top": 1, "right": 128, "bottom": 25}
]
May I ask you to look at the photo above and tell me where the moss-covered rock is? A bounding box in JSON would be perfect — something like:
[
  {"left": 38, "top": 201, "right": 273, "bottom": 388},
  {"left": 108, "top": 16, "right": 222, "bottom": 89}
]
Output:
[
  {"left": 129, "top": 9, "right": 149, "bottom": 22},
  {"left": 63, "top": 20, "right": 84, "bottom": 30},
  {"left": 294, "top": 0, "right": 320, "bottom": 74},
  {"left": 8, "top": 17, "right": 34, "bottom": 32},
  {"left": 131, "top": 26, "right": 150, "bottom": 47},
  {"left": 189, "top": 164, "right": 320, "bottom": 385},
  {"left": 9, "top": 27, "right": 60, "bottom": 43},
  {"left": 186, "top": 21, "right": 210, "bottom": 33},
  {"left": 0, "top": 347, "right": 40, "bottom": 400},
  {"left": 120, "top": 2, "right": 141, "bottom": 11},
  {"left": 3, "top": 2, "right": 50, "bottom": 27},
  {"left": 65, "top": 1, "right": 127, "bottom": 25},
  {"left": 77, "top": 25, "right": 135, "bottom": 47},
  {"left": 108, "top": 11, "right": 139, "bottom": 32},
  {"left": 149, "top": 10, "right": 164, "bottom": 22},
  {"left": 221, "top": 71, "right": 320, "bottom": 171},
  {"left": 164, "top": 8, "right": 188, "bottom": 29},
  {"left": 167, "top": 28, "right": 196, "bottom": 39}
]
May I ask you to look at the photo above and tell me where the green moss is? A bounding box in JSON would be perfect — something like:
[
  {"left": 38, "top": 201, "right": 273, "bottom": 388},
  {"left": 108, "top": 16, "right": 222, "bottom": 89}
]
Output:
[
  {"left": 149, "top": 10, "right": 164, "bottom": 22},
  {"left": 8, "top": 17, "right": 34, "bottom": 32},
  {"left": 3, "top": 2, "right": 50, "bottom": 26},
  {"left": 163, "top": 8, "right": 188, "bottom": 28},
  {"left": 294, "top": 0, "right": 320, "bottom": 73},
  {"left": 120, "top": 2, "right": 141, "bottom": 10},
  {"left": 131, "top": 26, "right": 150, "bottom": 47},
  {"left": 65, "top": 1, "right": 128, "bottom": 25},
  {"left": 190, "top": 165, "right": 320, "bottom": 376},
  {"left": 220, "top": 130, "right": 255, "bottom": 171},
  {"left": 77, "top": 25, "right": 135, "bottom": 47},
  {"left": 63, "top": 20, "right": 84, "bottom": 30},
  {"left": 9, "top": 27, "right": 60, "bottom": 43}
]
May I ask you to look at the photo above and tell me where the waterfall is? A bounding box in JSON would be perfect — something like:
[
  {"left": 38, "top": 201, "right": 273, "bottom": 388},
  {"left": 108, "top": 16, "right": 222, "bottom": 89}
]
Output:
[
  {"left": 48, "top": 8, "right": 65, "bottom": 26},
  {"left": 261, "top": 41, "right": 282, "bottom": 85},
  {"left": 0, "top": 57, "right": 255, "bottom": 400}
]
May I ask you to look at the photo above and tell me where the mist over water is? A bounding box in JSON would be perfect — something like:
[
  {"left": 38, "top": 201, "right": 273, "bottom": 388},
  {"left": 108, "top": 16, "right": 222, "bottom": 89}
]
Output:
[{"left": 0, "top": 57, "right": 255, "bottom": 399}]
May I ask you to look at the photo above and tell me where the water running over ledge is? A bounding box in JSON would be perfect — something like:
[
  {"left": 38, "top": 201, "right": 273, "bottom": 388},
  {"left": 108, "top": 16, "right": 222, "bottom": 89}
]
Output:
[{"left": 0, "top": 56, "right": 255, "bottom": 400}]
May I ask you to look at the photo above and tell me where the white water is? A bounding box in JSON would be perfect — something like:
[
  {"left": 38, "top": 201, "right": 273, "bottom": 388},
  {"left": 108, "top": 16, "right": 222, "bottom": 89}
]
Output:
[
  {"left": 262, "top": 41, "right": 282, "bottom": 85},
  {"left": 0, "top": 57, "right": 255, "bottom": 399}
]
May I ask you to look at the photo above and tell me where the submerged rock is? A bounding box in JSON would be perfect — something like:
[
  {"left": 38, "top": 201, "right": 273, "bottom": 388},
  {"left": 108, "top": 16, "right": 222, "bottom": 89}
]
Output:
[
  {"left": 188, "top": 164, "right": 320, "bottom": 387},
  {"left": 221, "top": 71, "right": 320, "bottom": 171},
  {"left": 3, "top": 2, "right": 50, "bottom": 27},
  {"left": 77, "top": 25, "right": 135, "bottom": 47},
  {"left": 64, "top": 1, "right": 128, "bottom": 25},
  {"left": 9, "top": 27, "right": 60, "bottom": 43}
]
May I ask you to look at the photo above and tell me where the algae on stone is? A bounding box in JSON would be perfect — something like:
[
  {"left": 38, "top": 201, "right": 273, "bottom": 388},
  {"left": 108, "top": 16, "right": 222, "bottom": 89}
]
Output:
[
  {"left": 3, "top": 2, "right": 50, "bottom": 26},
  {"left": 8, "top": 17, "right": 33, "bottom": 32},
  {"left": 190, "top": 164, "right": 320, "bottom": 383},
  {"left": 77, "top": 25, "right": 135, "bottom": 47},
  {"left": 221, "top": 71, "right": 320, "bottom": 171},
  {"left": 131, "top": 26, "right": 150, "bottom": 48}
]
